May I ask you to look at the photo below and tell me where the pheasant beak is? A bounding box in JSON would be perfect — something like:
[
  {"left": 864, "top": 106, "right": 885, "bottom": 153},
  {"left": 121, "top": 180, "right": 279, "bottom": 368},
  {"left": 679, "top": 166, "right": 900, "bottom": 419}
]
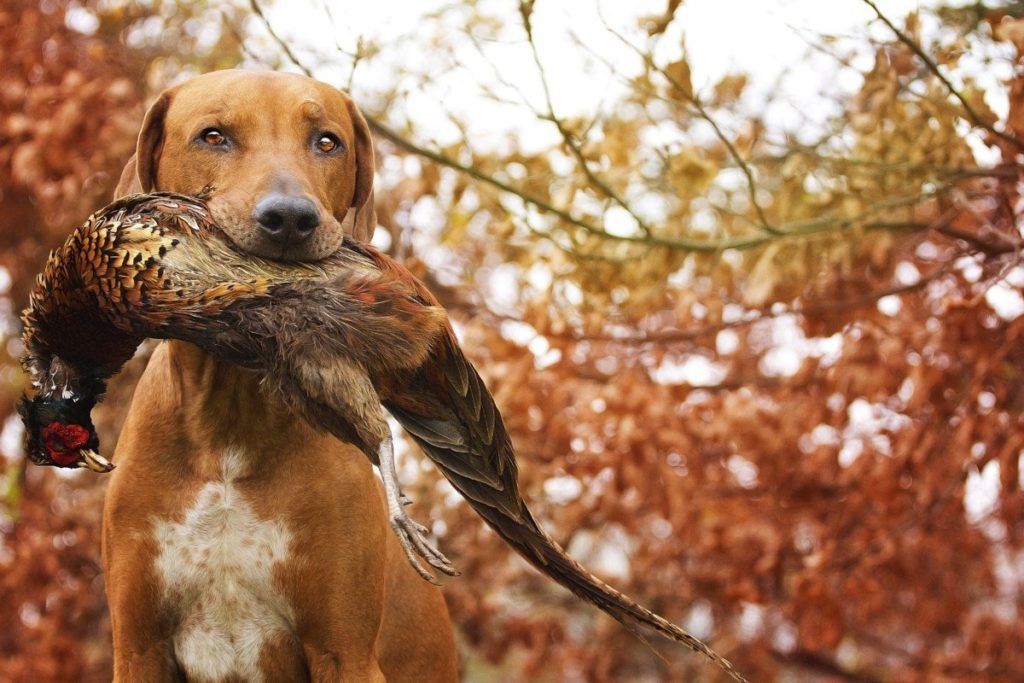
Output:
[{"left": 78, "top": 448, "right": 115, "bottom": 473}]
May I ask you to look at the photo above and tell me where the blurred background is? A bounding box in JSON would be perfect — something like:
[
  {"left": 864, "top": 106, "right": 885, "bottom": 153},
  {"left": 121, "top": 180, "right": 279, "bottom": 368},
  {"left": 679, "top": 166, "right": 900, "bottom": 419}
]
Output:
[{"left": 2, "top": 0, "right": 1024, "bottom": 680}]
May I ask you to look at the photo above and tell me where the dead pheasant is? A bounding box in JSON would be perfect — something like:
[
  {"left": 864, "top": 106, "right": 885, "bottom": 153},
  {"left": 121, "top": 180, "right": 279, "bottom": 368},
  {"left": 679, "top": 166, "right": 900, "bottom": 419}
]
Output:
[{"left": 20, "top": 192, "right": 747, "bottom": 682}]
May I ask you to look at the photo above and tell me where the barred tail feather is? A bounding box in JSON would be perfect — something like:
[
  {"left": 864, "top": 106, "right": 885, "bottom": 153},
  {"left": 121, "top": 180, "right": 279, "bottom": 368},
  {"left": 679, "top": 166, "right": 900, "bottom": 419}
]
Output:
[{"left": 472, "top": 502, "right": 748, "bottom": 683}]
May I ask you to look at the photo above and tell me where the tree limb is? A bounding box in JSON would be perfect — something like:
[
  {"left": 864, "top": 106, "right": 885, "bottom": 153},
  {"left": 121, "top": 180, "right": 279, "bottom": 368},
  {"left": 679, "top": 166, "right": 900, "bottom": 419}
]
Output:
[
  {"left": 861, "top": 0, "right": 1024, "bottom": 151},
  {"left": 519, "top": 1, "right": 654, "bottom": 237},
  {"left": 596, "top": 9, "right": 780, "bottom": 235}
]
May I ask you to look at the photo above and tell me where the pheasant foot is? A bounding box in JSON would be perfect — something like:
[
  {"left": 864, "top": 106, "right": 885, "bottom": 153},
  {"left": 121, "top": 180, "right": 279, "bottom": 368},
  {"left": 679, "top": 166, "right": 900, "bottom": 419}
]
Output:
[{"left": 378, "top": 438, "right": 459, "bottom": 584}]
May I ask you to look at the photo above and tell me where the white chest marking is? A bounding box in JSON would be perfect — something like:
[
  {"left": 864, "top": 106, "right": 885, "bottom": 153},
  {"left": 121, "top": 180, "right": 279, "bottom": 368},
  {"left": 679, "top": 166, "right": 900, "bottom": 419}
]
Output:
[{"left": 153, "top": 449, "right": 293, "bottom": 683}]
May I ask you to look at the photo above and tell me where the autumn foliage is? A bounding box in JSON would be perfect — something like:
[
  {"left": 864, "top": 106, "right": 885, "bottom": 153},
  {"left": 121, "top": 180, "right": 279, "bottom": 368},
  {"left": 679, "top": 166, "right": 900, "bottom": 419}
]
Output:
[{"left": 3, "top": 2, "right": 1024, "bottom": 681}]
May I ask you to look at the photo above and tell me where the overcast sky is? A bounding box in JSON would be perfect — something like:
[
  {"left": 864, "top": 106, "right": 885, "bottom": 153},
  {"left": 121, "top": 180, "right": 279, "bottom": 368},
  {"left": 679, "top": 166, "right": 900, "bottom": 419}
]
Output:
[{"left": 254, "top": 0, "right": 1009, "bottom": 152}]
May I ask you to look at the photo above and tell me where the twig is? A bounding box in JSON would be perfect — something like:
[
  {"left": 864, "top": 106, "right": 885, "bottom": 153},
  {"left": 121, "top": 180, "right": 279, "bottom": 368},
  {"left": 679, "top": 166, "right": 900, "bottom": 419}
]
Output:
[
  {"left": 222, "top": 9, "right": 264, "bottom": 65},
  {"left": 596, "top": 9, "right": 779, "bottom": 235},
  {"left": 318, "top": 1, "right": 365, "bottom": 90},
  {"left": 861, "top": 0, "right": 1024, "bottom": 151},
  {"left": 466, "top": 29, "right": 545, "bottom": 116},
  {"left": 560, "top": 261, "right": 952, "bottom": 345},
  {"left": 249, "top": 0, "right": 313, "bottom": 78},
  {"left": 520, "top": 2, "right": 654, "bottom": 238}
]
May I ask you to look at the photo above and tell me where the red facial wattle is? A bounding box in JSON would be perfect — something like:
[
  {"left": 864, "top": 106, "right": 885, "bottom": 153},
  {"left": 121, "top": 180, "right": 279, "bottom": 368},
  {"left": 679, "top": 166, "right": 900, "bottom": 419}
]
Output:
[{"left": 41, "top": 422, "right": 90, "bottom": 466}]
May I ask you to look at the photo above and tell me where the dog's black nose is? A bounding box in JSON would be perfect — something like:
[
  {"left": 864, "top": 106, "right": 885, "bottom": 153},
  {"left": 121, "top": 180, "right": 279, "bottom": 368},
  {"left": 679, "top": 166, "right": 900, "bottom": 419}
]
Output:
[{"left": 253, "top": 194, "right": 320, "bottom": 244}]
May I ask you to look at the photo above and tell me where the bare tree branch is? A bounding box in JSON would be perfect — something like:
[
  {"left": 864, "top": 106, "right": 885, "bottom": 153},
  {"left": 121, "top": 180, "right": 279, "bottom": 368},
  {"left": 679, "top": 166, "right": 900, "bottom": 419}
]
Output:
[
  {"left": 249, "top": 0, "right": 313, "bottom": 77},
  {"left": 596, "top": 9, "right": 780, "bottom": 236},
  {"left": 556, "top": 261, "right": 953, "bottom": 345},
  {"left": 862, "top": 0, "right": 1024, "bottom": 151},
  {"left": 519, "top": 1, "right": 654, "bottom": 238}
]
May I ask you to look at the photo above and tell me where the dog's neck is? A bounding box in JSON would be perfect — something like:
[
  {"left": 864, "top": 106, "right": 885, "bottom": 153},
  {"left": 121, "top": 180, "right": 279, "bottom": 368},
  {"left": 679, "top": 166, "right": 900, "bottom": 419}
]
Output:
[{"left": 152, "top": 340, "right": 316, "bottom": 477}]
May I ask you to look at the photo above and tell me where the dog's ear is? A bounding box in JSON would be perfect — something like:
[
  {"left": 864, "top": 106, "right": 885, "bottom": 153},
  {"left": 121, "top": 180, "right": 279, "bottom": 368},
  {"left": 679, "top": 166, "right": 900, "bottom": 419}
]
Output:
[
  {"left": 112, "top": 154, "right": 142, "bottom": 198},
  {"left": 344, "top": 93, "right": 377, "bottom": 242},
  {"left": 133, "top": 91, "right": 173, "bottom": 193}
]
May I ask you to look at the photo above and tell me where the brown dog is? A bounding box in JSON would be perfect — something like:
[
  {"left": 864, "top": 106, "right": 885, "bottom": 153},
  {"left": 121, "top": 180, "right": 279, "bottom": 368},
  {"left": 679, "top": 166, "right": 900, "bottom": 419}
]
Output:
[{"left": 102, "top": 70, "right": 458, "bottom": 682}]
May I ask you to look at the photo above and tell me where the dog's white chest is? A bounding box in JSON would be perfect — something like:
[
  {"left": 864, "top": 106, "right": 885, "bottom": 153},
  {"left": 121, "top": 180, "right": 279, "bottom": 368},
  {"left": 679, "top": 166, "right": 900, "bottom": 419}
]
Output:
[{"left": 153, "top": 450, "right": 293, "bottom": 682}]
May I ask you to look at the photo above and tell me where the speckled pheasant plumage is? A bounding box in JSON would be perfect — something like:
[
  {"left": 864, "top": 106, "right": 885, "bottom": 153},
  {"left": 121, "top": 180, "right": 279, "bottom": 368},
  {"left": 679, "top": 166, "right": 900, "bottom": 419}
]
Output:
[{"left": 19, "top": 192, "right": 746, "bottom": 682}]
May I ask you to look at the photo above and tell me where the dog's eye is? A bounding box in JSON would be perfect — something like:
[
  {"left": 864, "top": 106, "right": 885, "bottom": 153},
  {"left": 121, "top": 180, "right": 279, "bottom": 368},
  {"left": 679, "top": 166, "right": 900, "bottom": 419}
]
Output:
[
  {"left": 316, "top": 134, "right": 341, "bottom": 154},
  {"left": 200, "top": 128, "right": 227, "bottom": 146}
]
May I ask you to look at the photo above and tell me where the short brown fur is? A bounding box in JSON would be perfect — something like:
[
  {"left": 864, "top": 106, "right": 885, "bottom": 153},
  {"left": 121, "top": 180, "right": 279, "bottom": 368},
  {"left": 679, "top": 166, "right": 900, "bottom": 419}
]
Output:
[{"left": 102, "top": 70, "right": 457, "bottom": 682}]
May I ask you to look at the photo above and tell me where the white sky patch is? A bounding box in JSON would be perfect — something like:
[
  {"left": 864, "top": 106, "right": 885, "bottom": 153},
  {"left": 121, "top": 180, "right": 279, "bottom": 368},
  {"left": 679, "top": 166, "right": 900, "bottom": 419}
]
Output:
[
  {"left": 722, "top": 303, "right": 750, "bottom": 324},
  {"left": 894, "top": 261, "right": 921, "bottom": 287},
  {"left": 683, "top": 600, "right": 714, "bottom": 640},
  {"left": 956, "top": 255, "right": 984, "bottom": 283},
  {"left": 370, "top": 225, "right": 392, "bottom": 251},
  {"left": 500, "top": 319, "right": 538, "bottom": 346},
  {"left": 448, "top": 319, "right": 467, "bottom": 346},
  {"left": 557, "top": 279, "right": 584, "bottom": 307},
  {"left": 649, "top": 354, "right": 728, "bottom": 386},
  {"left": 65, "top": 5, "right": 100, "bottom": 34},
  {"left": 407, "top": 194, "right": 445, "bottom": 233},
  {"left": 648, "top": 517, "right": 673, "bottom": 539},
  {"left": 838, "top": 439, "right": 864, "bottom": 468},
  {"left": 1005, "top": 266, "right": 1024, "bottom": 287},
  {"left": 877, "top": 294, "right": 902, "bottom": 317},
  {"left": 726, "top": 454, "right": 759, "bottom": 489},
  {"left": 738, "top": 603, "right": 766, "bottom": 642},
  {"left": 759, "top": 316, "right": 843, "bottom": 377},
  {"left": 772, "top": 620, "right": 799, "bottom": 653},
  {"left": 897, "top": 377, "right": 915, "bottom": 405},
  {"left": 497, "top": 318, "right": 560, "bottom": 367},
  {"left": 838, "top": 397, "right": 913, "bottom": 467},
  {"left": 716, "top": 328, "right": 739, "bottom": 355},
  {"left": 528, "top": 335, "right": 562, "bottom": 369},
  {"left": 965, "top": 460, "right": 1001, "bottom": 523},
  {"left": 543, "top": 475, "right": 583, "bottom": 504},
  {"left": 799, "top": 423, "right": 841, "bottom": 454},
  {"left": 0, "top": 415, "right": 23, "bottom": 461},
  {"left": 760, "top": 345, "right": 802, "bottom": 377},
  {"left": 603, "top": 206, "right": 642, "bottom": 238},
  {"left": 525, "top": 262, "right": 553, "bottom": 291},
  {"left": 916, "top": 241, "right": 940, "bottom": 260},
  {"left": 977, "top": 391, "right": 997, "bottom": 412},
  {"left": 485, "top": 263, "right": 522, "bottom": 311},
  {"left": 986, "top": 282, "right": 1024, "bottom": 321},
  {"left": 565, "top": 524, "right": 633, "bottom": 580}
]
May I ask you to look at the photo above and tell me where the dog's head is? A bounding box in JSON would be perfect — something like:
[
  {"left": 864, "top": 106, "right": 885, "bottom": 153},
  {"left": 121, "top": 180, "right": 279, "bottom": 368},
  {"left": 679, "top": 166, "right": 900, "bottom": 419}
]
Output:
[{"left": 116, "top": 70, "right": 376, "bottom": 260}]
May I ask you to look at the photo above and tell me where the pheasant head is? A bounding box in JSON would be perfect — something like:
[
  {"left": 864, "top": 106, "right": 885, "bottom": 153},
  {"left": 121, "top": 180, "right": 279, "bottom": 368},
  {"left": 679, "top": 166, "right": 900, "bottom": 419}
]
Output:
[{"left": 18, "top": 356, "right": 112, "bottom": 473}]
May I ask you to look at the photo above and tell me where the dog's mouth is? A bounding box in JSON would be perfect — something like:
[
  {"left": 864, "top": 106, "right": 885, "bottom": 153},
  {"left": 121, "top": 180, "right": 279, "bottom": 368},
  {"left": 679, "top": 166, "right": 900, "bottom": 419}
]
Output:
[
  {"left": 260, "top": 236, "right": 336, "bottom": 263},
  {"left": 266, "top": 234, "right": 332, "bottom": 263},
  {"left": 239, "top": 235, "right": 330, "bottom": 263},
  {"left": 207, "top": 200, "right": 342, "bottom": 264}
]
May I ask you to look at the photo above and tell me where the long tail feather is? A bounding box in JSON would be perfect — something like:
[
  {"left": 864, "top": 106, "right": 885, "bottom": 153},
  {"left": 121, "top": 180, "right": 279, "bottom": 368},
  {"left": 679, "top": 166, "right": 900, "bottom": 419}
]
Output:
[
  {"left": 386, "top": 332, "right": 748, "bottom": 683},
  {"left": 475, "top": 498, "right": 747, "bottom": 682}
]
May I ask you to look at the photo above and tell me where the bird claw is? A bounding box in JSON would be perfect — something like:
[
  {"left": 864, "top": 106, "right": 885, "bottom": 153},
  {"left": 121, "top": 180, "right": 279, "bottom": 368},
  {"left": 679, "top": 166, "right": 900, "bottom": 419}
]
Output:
[
  {"left": 389, "top": 511, "right": 460, "bottom": 585},
  {"left": 78, "top": 449, "right": 115, "bottom": 473},
  {"left": 377, "top": 437, "right": 457, "bottom": 583}
]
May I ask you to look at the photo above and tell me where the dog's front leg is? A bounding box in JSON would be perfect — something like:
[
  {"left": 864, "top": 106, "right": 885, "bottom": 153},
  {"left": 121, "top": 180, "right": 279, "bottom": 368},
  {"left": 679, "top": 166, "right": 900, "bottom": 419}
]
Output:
[
  {"left": 302, "top": 645, "right": 386, "bottom": 683},
  {"left": 110, "top": 640, "right": 184, "bottom": 683}
]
